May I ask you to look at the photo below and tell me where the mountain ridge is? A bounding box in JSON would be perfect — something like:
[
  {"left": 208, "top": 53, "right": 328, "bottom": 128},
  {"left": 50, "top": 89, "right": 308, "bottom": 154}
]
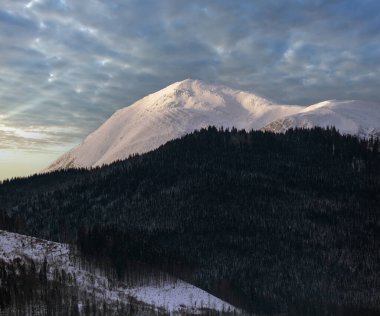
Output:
[
  {"left": 263, "top": 99, "right": 380, "bottom": 138},
  {"left": 45, "top": 79, "right": 302, "bottom": 171},
  {"left": 45, "top": 79, "right": 380, "bottom": 172}
]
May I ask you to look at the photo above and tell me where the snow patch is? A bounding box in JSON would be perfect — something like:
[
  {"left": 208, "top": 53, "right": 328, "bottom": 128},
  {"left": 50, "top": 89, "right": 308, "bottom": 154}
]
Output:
[{"left": 0, "top": 230, "right": 240, "bottom": 314}]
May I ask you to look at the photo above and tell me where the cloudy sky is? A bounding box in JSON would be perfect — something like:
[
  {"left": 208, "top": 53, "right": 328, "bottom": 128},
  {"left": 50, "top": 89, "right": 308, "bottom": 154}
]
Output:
[{"left": 1, "top": 0, "right": 380, "bottom": 180}]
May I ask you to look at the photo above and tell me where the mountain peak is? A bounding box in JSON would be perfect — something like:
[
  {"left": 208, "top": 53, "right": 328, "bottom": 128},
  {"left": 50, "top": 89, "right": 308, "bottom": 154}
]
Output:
[
  {"left": 44, "top": 81, "right": 380, "bottom": 173},
  {"left": 44, "top": 81, "right": 302, "bottom": 172},
  {"left": 153, "top": 79, "right": 224, "bottom": 97},
  {"left": 153, "top": 78, "right": 207, "bottom": 94}
]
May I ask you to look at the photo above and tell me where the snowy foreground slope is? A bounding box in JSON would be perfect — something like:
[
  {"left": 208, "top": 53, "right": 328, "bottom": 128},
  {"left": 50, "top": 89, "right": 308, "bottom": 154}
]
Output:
[
  {"left": 45, "top": 79, "right": 302, "bottom": 171},
  {"left": 263, "top": 100, "right": 380, "bottom": 137},
  {"left": 0, "top": 230, "right": 240, "bottom": 315},
  {"left": 45, "top": 79, "right": 380, "bottom": 172}
]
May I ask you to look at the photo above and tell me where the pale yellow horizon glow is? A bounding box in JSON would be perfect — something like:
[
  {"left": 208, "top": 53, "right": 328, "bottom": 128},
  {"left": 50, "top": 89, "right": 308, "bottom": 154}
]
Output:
[
  {"left": 0, "top": 150, "right": 62, "bottom": 181},
  {"left": 0, "top": 114, "right": 78, "bottom": 181}
]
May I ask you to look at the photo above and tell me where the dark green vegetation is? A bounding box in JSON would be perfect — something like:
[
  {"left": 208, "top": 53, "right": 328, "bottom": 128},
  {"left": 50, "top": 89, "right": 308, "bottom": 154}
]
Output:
[{"left": 1, "top": 127, "right": 380, "bottom": 315}]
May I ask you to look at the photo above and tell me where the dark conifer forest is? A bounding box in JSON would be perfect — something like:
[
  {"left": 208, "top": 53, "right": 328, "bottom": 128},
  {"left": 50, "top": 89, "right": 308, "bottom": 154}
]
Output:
[
  {"left": 0, "top": 257, "right": 163, "bottom": 316},
  {"left": 1, "top": 127, "right": 380, "bottom": 315}
]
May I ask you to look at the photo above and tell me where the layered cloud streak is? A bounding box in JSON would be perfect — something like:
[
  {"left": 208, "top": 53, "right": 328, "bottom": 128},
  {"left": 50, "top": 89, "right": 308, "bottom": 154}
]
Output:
[{"left": 0, "top": 0, "right": 380, "bottom": 153}]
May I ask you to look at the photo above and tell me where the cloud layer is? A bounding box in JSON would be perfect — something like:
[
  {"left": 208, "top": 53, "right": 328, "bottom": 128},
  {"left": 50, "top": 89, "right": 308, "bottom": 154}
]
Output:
[{"left": 1, "top": 0, "right": 380, "bottom": 153}]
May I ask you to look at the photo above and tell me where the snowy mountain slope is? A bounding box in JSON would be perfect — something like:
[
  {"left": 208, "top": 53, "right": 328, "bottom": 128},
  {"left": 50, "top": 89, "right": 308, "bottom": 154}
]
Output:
[
  {"left": 45, "top": 80, "right": 380, "bottom": 172},
  {"left": 45, "top": 79, "right": 302, "bottom": 171},
  {"left": 262, "top": 100, "right": 380, "bottom": 138},
  {"left": 0, "top": 229, "right": 240, "bottom": 314}
]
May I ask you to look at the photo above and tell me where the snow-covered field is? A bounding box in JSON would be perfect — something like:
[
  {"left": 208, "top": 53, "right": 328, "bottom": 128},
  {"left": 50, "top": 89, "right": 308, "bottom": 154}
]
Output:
[{"left": 0, "top": 230, "right": 240, "bottom": 315}]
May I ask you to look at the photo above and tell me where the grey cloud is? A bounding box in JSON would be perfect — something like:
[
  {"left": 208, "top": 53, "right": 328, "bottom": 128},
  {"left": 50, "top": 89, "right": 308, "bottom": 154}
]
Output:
[
  {"left": 0, "top": 0, "right": 380, "bottom": 153},
  {"left": 0, "top": 9, "right": 38, "bottom": 32}
]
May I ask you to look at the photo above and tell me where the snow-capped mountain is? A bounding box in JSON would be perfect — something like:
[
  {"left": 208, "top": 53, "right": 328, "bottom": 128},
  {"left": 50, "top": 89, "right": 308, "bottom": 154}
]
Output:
[
  {"left": 45, "top": 79, "right": 380, "bottom": 172},
  {"left": 45, "top": 79, "right": 302, "bottom": 171},
  {"left": 262, "top": 100, "right": 380, "bottom": 138}
]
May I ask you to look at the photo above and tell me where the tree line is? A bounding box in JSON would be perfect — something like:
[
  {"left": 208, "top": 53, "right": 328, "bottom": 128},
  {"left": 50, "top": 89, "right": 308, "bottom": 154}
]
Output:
[{"left": 0, "top": 127, "right": 379, "bottom": 315}]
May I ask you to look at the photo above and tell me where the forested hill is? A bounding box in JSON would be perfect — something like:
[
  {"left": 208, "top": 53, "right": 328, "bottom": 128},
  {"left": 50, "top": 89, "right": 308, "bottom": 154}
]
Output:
[{"left": 1, "top": 127, "right": 380, "bottom": 315}]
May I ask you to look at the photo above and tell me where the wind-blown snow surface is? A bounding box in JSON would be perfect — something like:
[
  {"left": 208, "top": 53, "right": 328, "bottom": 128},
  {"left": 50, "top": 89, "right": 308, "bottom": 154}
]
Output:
[
  {"left": 45, "top": 79, "right": 302, "bottom": 171},
  {"left": 263, "top": 100, "right": 380, "bottom": 137},
  {"left": 0, "top": 230, "right": 239, "bottom": 314}
]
